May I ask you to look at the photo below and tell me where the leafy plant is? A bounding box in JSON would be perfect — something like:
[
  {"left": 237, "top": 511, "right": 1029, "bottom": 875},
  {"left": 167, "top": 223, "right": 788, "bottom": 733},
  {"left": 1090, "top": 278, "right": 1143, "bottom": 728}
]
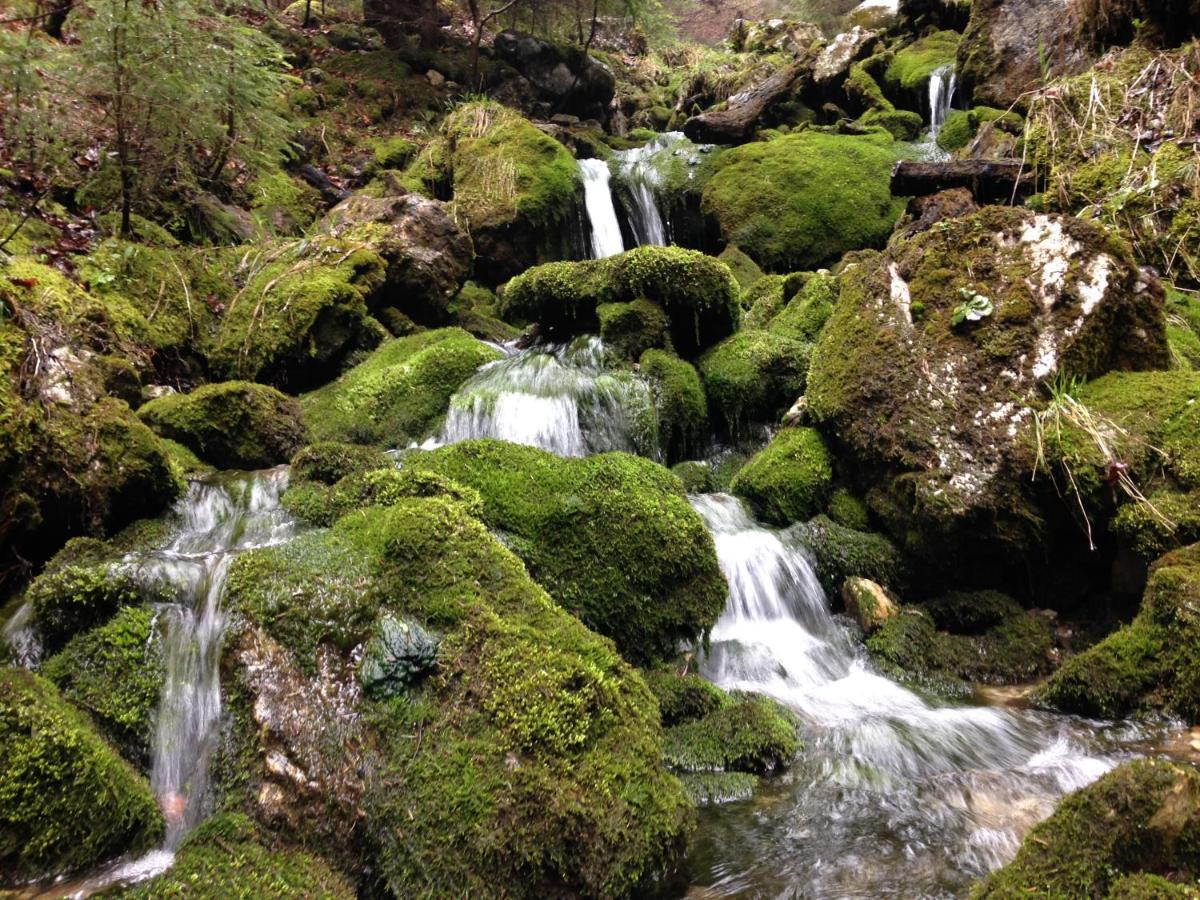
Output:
[{"left": 950, "top": 286, "right": 993, "bottom": 326}]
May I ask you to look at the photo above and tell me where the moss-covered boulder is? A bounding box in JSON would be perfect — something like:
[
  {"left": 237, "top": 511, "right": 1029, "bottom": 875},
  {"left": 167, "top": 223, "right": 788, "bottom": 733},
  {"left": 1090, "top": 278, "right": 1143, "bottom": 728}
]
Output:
[
  {"left": 884, "top": 30, "right": 960, "bottom": 93},
  {"left": 138, "top": 381, "right": 308, "bottom": 470},
  {"left": 973, "top": 758, "right": 1200, "bottom": 898},
  {"left": 0, "top": 668, "right": 163, "bottom": 881},
  {"left": 698, "top": 330, "right": 811, "bottom": 436},
  {"left": 730, "top": 427, "right": 833, "bottom": 526},
  {"left": 1036, "top": 542, "right": 1200, "bottom": 721},
  {"left": 792, "top": 514, "right": 908, "bottom": 596},
  {"left": 301, "top": 327, "right": 502, "bottom": 446},
  {"left": 208, "top": 236, "right": 387, "bottom": 389},
  {"left": 700, "top": 131, "right": 905, "bottom": 272},
  {"left": 41, "top": 605, "right": 165, "bottom": 767},
  {"left": 643, "top": 666, "right": 728, "bottom": 727},
  {"left": 289, "top": 441, "right": 392, "bottom": 485},
  {"left": 403, "top": 439, "right": 727, "bottom": 664},
  {"left": 640, "top": 349, "right": 709, "bottom": 465},
  {"left": 598, "top": 299, "right": 670, "bottom": 360},
  {"left": 317, "top": 192, "right": 472, "bottom": 326},
  {"left": 768, "top": 271, "right": 838, "bottom": 342},
  {"left": 501, "top": 246, "right": 741, "bottom": 358},
  {"left": 663, "top": 692, "right": 800, "bottom": 775},
  {"left": 122, "top": 813, "right": 353, "bottom": 898},
  {"left": 807, "top": 208, "right": 1168, "bottom": 579}
]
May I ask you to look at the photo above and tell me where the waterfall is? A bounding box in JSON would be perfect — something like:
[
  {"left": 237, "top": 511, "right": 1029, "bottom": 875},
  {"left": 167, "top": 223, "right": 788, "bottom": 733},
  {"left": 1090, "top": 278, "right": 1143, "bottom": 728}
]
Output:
[
  {"left": 427, "top": 336, "right": 655, "bottom": 458},
  {"left": 687, "top": 494, "right": 1147, "bottom": 897},
  {"left": 612, "top": 133, "right": 678, "bottom": 247},
  {"left": 579, "top": 159, "right": 625, "bottom": 259},
  {"left": 928, "top": 63, "right": 957, "bottom": 138}
]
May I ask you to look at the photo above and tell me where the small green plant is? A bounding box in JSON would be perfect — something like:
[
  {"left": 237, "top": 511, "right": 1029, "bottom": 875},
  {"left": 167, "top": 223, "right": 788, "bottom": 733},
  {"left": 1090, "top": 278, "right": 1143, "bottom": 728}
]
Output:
[{"left": 950, "top": 286, "right": 993, "bottom": 326}]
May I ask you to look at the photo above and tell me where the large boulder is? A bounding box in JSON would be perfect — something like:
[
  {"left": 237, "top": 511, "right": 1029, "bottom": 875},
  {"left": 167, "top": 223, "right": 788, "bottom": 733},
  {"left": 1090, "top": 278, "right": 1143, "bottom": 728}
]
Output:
[
  {"left": 493, "top": 31, "right": 615, "bottom": 123},
  {"left": 730, "top": 427, "right": 834, "bottom": 526},
  {"left": 806, "top": 207, "right": 1168, "bottom": 580},
  {"left": 698, "top": 329, "right": 812, "bottom": 436},
  {"left": 318, "top": 193, "right": 472, "bottom": 327}
]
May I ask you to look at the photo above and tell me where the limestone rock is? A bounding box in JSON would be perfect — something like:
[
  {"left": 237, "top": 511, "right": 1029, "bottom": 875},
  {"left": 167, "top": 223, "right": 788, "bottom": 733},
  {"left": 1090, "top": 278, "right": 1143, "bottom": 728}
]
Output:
[
  {"left": 842, "top": 576, "right": 899, "bottom": 632},
  {"left": 813, "top": 26, "right": 881, "bottom": 86}
]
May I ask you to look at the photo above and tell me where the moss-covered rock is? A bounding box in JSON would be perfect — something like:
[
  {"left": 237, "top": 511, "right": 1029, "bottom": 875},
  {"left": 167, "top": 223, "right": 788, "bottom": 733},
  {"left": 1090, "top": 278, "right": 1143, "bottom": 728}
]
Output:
[
  {"left": 122, "top": 813, "right": 354, "bottom": 898},
  {"left": 289, "top": 441, "right": 392, "bottom": 486},
  {"left": 884, "top": 30, "right": 961, "bottom": 92},
  {"left": 41, "top": 605, "right": 165, "bottom": 767},
  {"left": 792, "top": 514, "right": 908, "bottom": 596},
  {"left": 700, "top": 131, "right": 905, "bottom": 273},
  {"left": 640, "top": 349, "right": 709, "bottom": 465},
  {"left": 501, "top": 246, "right": 741, "bottom": 359},
  {"left": 671, "top": 460, "right": 714, "bottom": 493},
  {"left": 403, "top": 439, "right": 727, "bottom": 664},
  {"left": 0, "top": 667, "right": 163, "bottom": 880},
  {"left": 923, "top": 589, "right": 1024, "bottom": 634},
  {"left": 698, "top": 330, "right": 811, "bottom": 436},
  {"left": 138, "top": 381, "right": 307, "bottom": 470},
  {"left": 807, "top": 208, "right": 1168, "bottom": 579},
  {"left": 1036, "top": 543, "right": 1200, "bottom": 721},
  {"left": 730, "top": 428, "right": 833, "bottom": 526},
  {"left": 597, "top": 299, "right": 670, "bottom": 360},
  {"left": 301, "top": 327, "right": 502, "bottom": 446},
  {"left": 718, "top": 244, "right": 765, "bottom": 290},
  {"left": 663, "top": 692, "right": 800, "bottom": 774},
  {"left": 208, "top": 237, "right": 387, "bottom": 389},
  {"left": 826, "top": 487, "right": 870, "bottom": 530},
  {"left": 973, "top": 758, "right": 1200, "bottom": 898},
  {"left": 643, "top": 666, "right": 728, "bottom": 727},
  {"left": 284, "top": 465, "right": 482, "bottom": 528}
]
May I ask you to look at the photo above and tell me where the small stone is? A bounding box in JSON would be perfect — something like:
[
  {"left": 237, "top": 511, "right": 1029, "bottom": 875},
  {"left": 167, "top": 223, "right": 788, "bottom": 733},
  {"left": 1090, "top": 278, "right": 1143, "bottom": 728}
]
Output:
[
  {"left": 841, "top": 576, "right": 898, "bottom": 633},
  {"left": 426, "top": 69, "right": 445, "bottom": 86}
]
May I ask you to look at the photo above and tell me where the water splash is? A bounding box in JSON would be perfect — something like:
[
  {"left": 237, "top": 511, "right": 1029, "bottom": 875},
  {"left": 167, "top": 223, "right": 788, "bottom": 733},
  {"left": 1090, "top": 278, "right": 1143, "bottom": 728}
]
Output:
[
  {"left": 687, "top": 494, "right": 1146, "bottom": 897},
  {"left": 429, "top": 337, "right": 655, "bottom": 458},
  {"left": 928, "top": 63, "right": 957, "bottom": 139},
  {"left": 579, "top": 158, "right": 625, "bottom": 258}
]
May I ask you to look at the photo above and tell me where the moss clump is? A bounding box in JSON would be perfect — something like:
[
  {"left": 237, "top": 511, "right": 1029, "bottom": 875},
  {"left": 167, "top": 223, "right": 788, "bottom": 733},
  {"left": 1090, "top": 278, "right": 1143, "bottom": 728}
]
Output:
[
  {"left": 1036, "top": 543, "right": 1200, "bottom": 721},
  {"left": 643, "top": 666, "right": 728, "bottom": 727},
  {"left": 208, "top": 237, "right": 387, "bottom": 388},
  {"left": 289, "top": 441, "right": 392, "bottom": 485},
  {"left": 1112, "top": 489, "right": 1200, "bottom": 562},
  {"left": 671, "top": 460, "right": 714, "bottom": 493},
  {"left": 640, "top": 349, "right": 709, "bottom": 465},
  {"left": 301, "top": 327, "right": 502, "bottom": 446},
  {"left": 740, "top": 275, "right": 791, "bottom": 329},
  {"left": 730, "top": 428, "right": 833, "bottom": 526},
  {"left": 701, "top": 131, "right": 905, "bottom": 272},
  {"left": 404, "top": 439, "right": 727, "bottom": 665},
  {"left": 792, "top": 515, "right": 908, "bottom": 596},
  {"left": 924, "top": 589, "right": 1024, "bottom": 634},
  {"left": 502, "top": 246, "right": 741, "bottom": 359},
  {"left": 371, "top": 135, "right": 417, "bottom": 170},
  {"left": 770, "top": 271, "right": 839, "bottom": 341},
  {"left": 678, "top": 771, "right": 759, "bottom": 805},
  {"left": 937, "top": 109, "right": 974, "bottom": 151},
  {"left": 663, "top": 693, "right": 800, "bottom": 774},
  {"left": 123, "top": 813, "right": 353, "bottom": 898},
  {"left": 884, "top": 31, "right": 961, "bottom": 91},
  {"left": 0, "top": 668, "right": 163, "bottom": 880},
  {"left": 597, "top": 299, "right": 669, "bottom": 360},
  {"left": 973, "top": 759, "right": 1200, "bottom": 899},
  {"left": 284, "top": 466, "right": 483, "bottom": 527},
  {"left": 859, "top": 108, "right": 925, "bottom": 141},
  {"left": 138, "top": 381, "right": 308, "bottom": 470},
  {"left": 826, "top": 488, "right": 870, "bottom": 531},
  {"left": 718, "top": 244, "right": 765, "bottom": 290},
  {"left": 698, "top": 330, "right": 811, "bottom": 436},
  {"left": 41, "top": 605, "right": 165, "bottom": 767},
  {"left": 248, "top": 169, "right": 324, "bottom": 237}
]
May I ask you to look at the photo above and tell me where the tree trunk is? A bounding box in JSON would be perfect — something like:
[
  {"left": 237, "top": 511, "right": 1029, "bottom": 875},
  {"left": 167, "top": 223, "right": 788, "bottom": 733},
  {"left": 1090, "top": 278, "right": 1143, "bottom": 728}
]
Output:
[
  {"left": 683, "top": 52, "right": 817, "bottom": 145},
  {"left": 890, "top": 160, "right": 1034, "bottom": 204}
]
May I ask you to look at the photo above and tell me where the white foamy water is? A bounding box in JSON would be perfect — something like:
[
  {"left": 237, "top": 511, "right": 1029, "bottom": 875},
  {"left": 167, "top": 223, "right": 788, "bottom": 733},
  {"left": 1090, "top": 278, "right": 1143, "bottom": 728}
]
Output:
[
  {"left": 928, "top": 63, "right": 957, "bottom": 139},
  {"left": 687, "top": 494, "right": 1145, "bottom": 897},
  {"left": 579, "top": 158, "right": 625, "bottom": 258},
  {"left": 612, "top": 132, "right": 679, "bottom": 247}
]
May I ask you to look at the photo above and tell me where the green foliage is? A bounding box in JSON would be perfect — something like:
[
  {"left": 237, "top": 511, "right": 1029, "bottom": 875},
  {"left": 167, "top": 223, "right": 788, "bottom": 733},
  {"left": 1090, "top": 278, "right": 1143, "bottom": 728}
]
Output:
[
  {"left": 403, "top": 439, "right": 727, "bottom": 665},
  {"left": 701, "top": 131, "right": 905, "bottom": 272},
  {"left": 950, "top": 286, "right": 994, "bottom": 326},
  {"left": 301, "top": 327, "right": 502, "bottom": 446},
  {"left": 122, "top": 813, "right": 353, "bottom": 898},
  {"left": 730, "top": 428, "right": 834, "bottom": 526},
  {"left": 698, "top": 330, "right": 811, "bottom": 436},
  {"left": 640, "top": 349, "right": 709, "bottom": 465},
  {"left": 502, "top": 246, "right": 741, "bottom": 359},
  {"left": 359, "top": 615, "right": 441, "bottom": 698},
  {"left": 41, "top": 605, "right": 165, "bottom": 766},
  {"left": 663, "top": 693, "right": 800, "bottom": 774},
  {"left": 973, "top": 759, "right": 1200, "bottom": 898},
  {"left": 138, "top": 381, "right": 308, "bottom": 470},
  {"left": 0, "top": 668, "right": 163, "bottom": 880}
]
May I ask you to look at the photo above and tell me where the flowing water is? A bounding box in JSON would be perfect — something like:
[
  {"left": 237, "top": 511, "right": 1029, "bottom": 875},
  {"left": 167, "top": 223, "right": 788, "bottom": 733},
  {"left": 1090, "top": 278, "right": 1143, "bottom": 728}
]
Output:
[
  {"left": 684, "top": 494, "right": 1156, "bottom": 898},
  {"left": 928, "top": 64, "right": 957, "bottom": 139},
  {"left": 579, "top": 158, "right": 626, "bottom": 258},
  {"left": 429, "top": 336, "right": 655, "bottom": 457},
  {"left": 612, "top": 135, "right": 672, "bottom": 248}
]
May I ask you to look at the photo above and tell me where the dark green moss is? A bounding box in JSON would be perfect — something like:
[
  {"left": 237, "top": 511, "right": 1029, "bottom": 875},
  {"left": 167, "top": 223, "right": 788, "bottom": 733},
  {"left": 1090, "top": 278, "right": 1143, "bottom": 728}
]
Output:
[
  {"left": 643, "top": 665, "right": 728, "bottom": 727},
  {"left": 1112, "top": 489, "right": 1200, "bottom": 562},
  {"left": 698, "top": 330, "right": 811, "bottom": 436},
  {"left": 671, "top": 460, "right": 714, "bottom": 493},
  {"left": 138, "top": 381, "right": 308, "bottom": 470},
  {"left": 826, "top": 488, "right": 870, "bottom": 531},
  {"left": 640, "top": 349, "right": 709, "bottom": 465},
  {"left": 285, "top": 466, "right": 484, "bottom": 527},
  {"left": 730, "top": 428, "right": 834, "bottom": 526},
  {"left": 924, "top": 590, "right": 1024, "bottom": 634},
  {"left": 718, "top": 244, "right": 765, "bottom": 290},
  {"left": 792, "top": 515, "right": 909, "bottom": 597},
  {"left": 0, "top": 668, "right": 163, "bottom": 880},
  {"left": 884, "top": 31, "right": 961, "bottom": 91},
  {"left": 663, "top": 693, "right": 800, "bottom": 774},
  {"left": 598, "top": 299, "right": 670, "bottom": 360}
]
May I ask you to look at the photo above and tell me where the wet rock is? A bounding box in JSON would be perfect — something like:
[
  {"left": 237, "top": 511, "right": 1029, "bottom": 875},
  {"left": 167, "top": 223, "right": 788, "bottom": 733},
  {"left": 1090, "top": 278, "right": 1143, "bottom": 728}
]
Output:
[
  {"left": 730, "top": 427, "right": 834, "bottom": 526},
  {"left": 842, "top": 576, "right": 898, "bottom": 633},
  {"left": 493, "top": 30, "right": 615, "bottom": 122},
  {"left": 900, "top": 187, "right": 979, "bottom": 236}
]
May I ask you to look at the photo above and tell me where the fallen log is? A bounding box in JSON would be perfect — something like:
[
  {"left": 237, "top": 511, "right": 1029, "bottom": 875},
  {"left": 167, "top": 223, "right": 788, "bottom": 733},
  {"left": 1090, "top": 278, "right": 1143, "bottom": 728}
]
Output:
[
  {"left": 890, "top": 159, "right": 1034, "bottom": 204},
  {"left": 683, "top": 54, "right": 815, "bottom": 145}
]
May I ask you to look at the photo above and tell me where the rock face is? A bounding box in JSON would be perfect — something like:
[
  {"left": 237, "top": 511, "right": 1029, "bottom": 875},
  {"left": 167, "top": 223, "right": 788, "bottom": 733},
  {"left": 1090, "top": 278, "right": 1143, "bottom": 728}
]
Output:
[
  {"left": 807, "top": 207, "right": 1168, "bottom": 581},
  {"left": 319, "top": 193, "right": 472, "bottom": 326},
  {"left": 730, "top": 18, "right": 824, "bottom": 56},
  {"left": 957, "top": 0, "right": 1093, "bottom": 108},
  {"left": 493, "top": 31, "right": 615, "bottom": 123}
]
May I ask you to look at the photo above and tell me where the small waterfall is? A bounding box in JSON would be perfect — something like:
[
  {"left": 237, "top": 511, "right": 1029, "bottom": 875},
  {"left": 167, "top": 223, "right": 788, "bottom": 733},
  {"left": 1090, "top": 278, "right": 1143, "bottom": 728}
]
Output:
[
  {"left": 579, "top": 159, "right": 625, "bottom": 259},
  {"left": 612, "top": 133, "right": 677, "bottom": 247},
  {"left": 928, "top": 63, "right": 957, "bottom": 138},
  {"left": 428, "top": 336, "right": 654, "bottom": 458},
  {"left": 687, "top": 494, "right": 1148, "bottom": 897}
]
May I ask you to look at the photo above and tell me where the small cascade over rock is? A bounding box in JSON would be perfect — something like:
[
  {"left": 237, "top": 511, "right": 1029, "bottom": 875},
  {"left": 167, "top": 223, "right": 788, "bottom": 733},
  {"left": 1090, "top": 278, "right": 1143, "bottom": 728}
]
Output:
[
  {"left": 579, "top": 159, "right": 625, "bottom": 258},
  {"left": 686, "top": 493, "right": 1155, "bottom": 897},
  {"left": 613, "top": 136, "right": 672, "bottom": 247},
  {"left": 429, "top": 336, "right": 655, "bottom": 457},
  {"left": 928, "top": 63, "right": 958, "bottom": 139}
]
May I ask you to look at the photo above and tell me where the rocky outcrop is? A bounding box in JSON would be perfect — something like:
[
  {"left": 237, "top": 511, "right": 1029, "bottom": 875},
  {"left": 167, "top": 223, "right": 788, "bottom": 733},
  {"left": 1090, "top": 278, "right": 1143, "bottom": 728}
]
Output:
[
  {"left": 493, "top": 30, "right": 615, "bottom": 123},
  {"left": 812, "top": 25, "right": 881, "bottom": 87},
  {"left": 729, "top": 18, "right": 823, "bottom": 56}
]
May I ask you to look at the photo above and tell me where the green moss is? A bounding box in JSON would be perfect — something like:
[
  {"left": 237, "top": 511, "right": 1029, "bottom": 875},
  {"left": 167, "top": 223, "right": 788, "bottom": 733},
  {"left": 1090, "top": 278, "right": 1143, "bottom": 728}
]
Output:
[
  {"left": 718, "top": 244, "right": 765, "bottom": 290},
  {"left": 698, "top": 330, "right": 811, "bottom": 436},
  {"left": 937, "top": 109, "right": 974, "bottom": 151},
  {"left": 138, "top": 381, "right": 308, "bottom": 470},
  {"left": 371, "top": 135, "right": 417, "bottom": 170},
  {"left": 663, "top": 692, "right": 800, "bottom": 774},
  {"left": 792, "top": 515, "right": 908, "bottom": 596},
  {"left": 287, "top": 466, "right": 484, "bottom": 527},
  {"left": 160, "top": 438, "right": 213, "bottom": 478},
  {"left": 123, "top": 813, "right": 354, "bottom": 898},
  {"left": 640, "top": 349, "right": 709, "bottom": 465},
  {"left": 827, "top": 488, "right": 870, "bottom": 531},
  {"left": 248, "top": 169, "right": 324, "bottom": 236},
  {"left": 403, "top": 439, "right": 727, "bottom": 665},
  {"left": 702, "top": 131, "right": 905, "bottom": 273},
  {"left": 289, "top": 441, "right": 392, "bottom": 485},
  {"left": 884, "top": 31, "right": 961, "bottom": 91},
  {"left": 859, "top": 108, "right": 925, "bottom": 141},
  {"left": 730, "top": 428, "right": 833, "bottom": 526},
  {"left": 865, "top": 610, "right": 972, "bottom": 698},
  {"left": 924, "top": 589, "right": 1024, "bottom": 634},
  {"left": 1106, "top": 873, "right": 1198, "bottom": 899},
  {"left": 41, "top": 605, "right": 165, "bottom": 766},
  {"left": 973, "top": 759, "right": 1200, "bottom": 899},
  {"left": 846, "top": 59, "right": 893, "bottom": 112},
  {"left": 0, "top": 668, "right": 163, "bottom": 880},
  {"left": 671, "top": 460, "right": 714, "bottom": 493},
  {"left": 502, "top": 246, "right": 741, "bottom": 359},
  {"left": 1112, "top": 489, "right": 1200, "bottom": 562},
  {"left": 301, "top": 327, "right": 502, "bottom": 446},
  {"left": 643, "top": 665, "right": 728, "bottom": 727},
  {"left": 740, "top": 274, "right": 789, "bottom": 329},
  {"left": 597, "top": 299, "right": 670, "bottom": 360},
  {"left": 678, "top": 772, "right": 759, "bottom": 805}
]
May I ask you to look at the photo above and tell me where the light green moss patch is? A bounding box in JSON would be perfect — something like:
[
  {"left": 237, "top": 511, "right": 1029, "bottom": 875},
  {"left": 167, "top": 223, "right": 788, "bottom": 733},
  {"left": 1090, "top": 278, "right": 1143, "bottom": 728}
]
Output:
[{"left": 730, "top": 428, "right": 833, "bottom": 526}]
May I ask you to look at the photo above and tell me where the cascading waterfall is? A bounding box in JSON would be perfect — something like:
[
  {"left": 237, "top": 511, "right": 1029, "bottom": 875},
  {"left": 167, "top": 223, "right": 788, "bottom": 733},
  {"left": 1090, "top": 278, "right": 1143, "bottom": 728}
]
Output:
[
  {"left": 428, "top": 336, "right": 655, "bottom": 458},
  {"left": 613, "top": 136, "right": 672, "bottom": 248},
  {"left": 928, "top": 63, "right": 957, "bottom": 139},
  {"left": 579, "top": 159, "right": 626, "bottom": 259},
  {"left": 686, "top": 494, "right": 1152, "bottom": 897}
]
